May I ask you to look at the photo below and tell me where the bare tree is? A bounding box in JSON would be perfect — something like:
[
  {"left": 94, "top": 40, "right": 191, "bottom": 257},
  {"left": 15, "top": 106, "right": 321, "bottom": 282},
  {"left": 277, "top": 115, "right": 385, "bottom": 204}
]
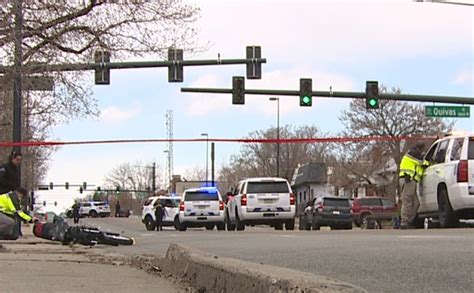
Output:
[
  {"left": 104, "top": 160, "right": 162, "bottom": 200},
  {"left": 183, "top": 166, "right": 206, "bottom": 181},
  {"left": 0, "top": 0, "right": 200, "bottom": 188},
  {"left": 218, "top": 125, "right": 332, "bottom": 190},
  {"left": 336, "top": 86, "right": 453, "bottom": 198}
]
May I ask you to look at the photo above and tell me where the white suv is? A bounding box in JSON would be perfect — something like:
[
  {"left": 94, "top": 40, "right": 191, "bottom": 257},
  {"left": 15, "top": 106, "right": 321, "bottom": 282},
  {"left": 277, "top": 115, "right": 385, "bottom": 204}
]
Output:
[
  {"left": 226, "top": 177, "right": 296, "bottom": 231},
  {"left": 79, "top": 201, "right": 111, "bottom": 218},
  {"left": 141, "top": 196, "right": 181, "bottom": 231},
  {"left": 177, "top": 187, "right": 225, "bottom": 231},
  {"left": 418, "top": 134, "right": 474, "bottom": 228}
]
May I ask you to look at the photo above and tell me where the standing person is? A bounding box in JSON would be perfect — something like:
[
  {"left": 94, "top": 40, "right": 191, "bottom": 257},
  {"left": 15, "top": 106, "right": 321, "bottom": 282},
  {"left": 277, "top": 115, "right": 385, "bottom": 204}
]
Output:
[
  {"left": 72, "top": 201, "right": 80, "bottom": 224},
  {"left": 0, "top": 151, "right": 23, "bottom": 236},
  {"left": 115, "top": 201, "right": 121, "bottom": 217},
  {"left": 0, "top": 187, "right": 31, "bottom": 240},
  {"left": 399, "top": 142, "right": 426, "bottom": 229},
  {"left": 154, "top": 203, "right": 166, "bottom": 231}
]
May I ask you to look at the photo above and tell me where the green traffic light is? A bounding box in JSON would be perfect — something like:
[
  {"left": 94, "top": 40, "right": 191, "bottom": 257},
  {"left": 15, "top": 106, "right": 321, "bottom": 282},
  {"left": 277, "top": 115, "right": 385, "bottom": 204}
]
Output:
[
  {"left": 369, "top": 98, "right": 377, "bottom": 107},
  {"left": 303, "top": 96, "right": 311, "bottom": 104}
]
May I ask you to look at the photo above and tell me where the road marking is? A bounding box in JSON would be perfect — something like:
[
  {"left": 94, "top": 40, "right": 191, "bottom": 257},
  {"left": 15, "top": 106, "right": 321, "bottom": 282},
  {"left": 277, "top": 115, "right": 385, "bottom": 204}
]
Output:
[
  {"left": 141, "top": 233, "right": 155, "bottom": 237},
  {"left": 274, "top": 235, "right": 296, "bottom": 238},
  {"left": 399, "top": 235, "right": 460, "bottom": 239}
]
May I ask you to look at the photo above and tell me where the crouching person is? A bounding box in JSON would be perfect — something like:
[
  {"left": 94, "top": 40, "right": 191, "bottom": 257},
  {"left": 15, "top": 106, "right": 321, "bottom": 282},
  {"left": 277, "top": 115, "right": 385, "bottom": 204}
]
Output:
[{"left": 0, "top": 187, "right": 31, "bottom": 240}]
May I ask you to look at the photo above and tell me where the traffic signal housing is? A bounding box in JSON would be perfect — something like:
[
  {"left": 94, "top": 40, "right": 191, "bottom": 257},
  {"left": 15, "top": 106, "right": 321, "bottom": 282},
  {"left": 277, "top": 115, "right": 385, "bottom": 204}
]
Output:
[
  {"left": 299, "top": 78, "right": 312, "bottom": 106},
  {"left": 65, "top": 182, "right": 69, "bottom": 190},
  {"left": 49, "top": 182, "right": 53, "bottom": 190},
  {"left": 232, "top": 76, "right": 245, "bottom": 104},
  {"left": 246, "top": 46, "right": 262, "bottom": 79},
  {"left": 366, "top": 81, "right": 379, "bottom": 109},
  {"left": 94, "top": 49, "right": 110, "bottom": 85},
  {"left": 83, "top": 182, "right": 87, "bottom": 190},
  {"left": 168, "top": 48, "right": 184, "bottom": 82}
]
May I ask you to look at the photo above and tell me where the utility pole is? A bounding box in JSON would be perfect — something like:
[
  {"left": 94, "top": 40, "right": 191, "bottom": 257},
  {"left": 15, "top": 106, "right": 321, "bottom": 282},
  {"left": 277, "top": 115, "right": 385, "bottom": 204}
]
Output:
[
  {"left": 152, "top": 162, "right": 156, "bottom": 196},
  {"left": 13, "top": 0, "right": 23, "bottom": 183},
  {"left": 211, "top": 142, "right": 215, "bottom": 186}
]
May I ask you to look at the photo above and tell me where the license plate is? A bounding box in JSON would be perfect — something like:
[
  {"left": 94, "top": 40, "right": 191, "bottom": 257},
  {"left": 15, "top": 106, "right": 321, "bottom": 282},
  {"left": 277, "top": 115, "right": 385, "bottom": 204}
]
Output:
[
  {"left": 333, "top": 211, "right": 340, "bottom": 215},
  {"left": 196, "top": 205, "right": 206, "bottom": 209},
  {"left": 263, "top": 199, "right": 273, "bottom": 204},
  {"left": 263, "top": 213, "right": 276, "bottom": 217},
  {"left": 197, "top": 217, "right": 207, "bottom": 220}
]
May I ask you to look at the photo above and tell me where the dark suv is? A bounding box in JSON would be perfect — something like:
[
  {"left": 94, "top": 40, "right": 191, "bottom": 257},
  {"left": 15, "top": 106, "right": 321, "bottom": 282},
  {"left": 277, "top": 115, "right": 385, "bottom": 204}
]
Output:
[
  {"left": 351, "top": 197, "right": 397, "bottom": 227},
  {"left": 301, "top": 196, "right": 352, "bottom": 230}
]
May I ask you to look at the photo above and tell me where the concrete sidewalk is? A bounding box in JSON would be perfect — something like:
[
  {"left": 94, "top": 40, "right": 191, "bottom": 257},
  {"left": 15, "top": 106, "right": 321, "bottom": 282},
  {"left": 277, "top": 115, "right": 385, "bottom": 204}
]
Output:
[{"left": 0, "top": 224, "right": 184, "bottom": 293}]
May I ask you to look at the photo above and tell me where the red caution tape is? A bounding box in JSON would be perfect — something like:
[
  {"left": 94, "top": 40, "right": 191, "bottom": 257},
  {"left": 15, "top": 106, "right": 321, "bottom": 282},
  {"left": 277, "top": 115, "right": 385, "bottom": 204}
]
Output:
[{"left": 0, "top": 135, "right": 437, "bottom": 148}]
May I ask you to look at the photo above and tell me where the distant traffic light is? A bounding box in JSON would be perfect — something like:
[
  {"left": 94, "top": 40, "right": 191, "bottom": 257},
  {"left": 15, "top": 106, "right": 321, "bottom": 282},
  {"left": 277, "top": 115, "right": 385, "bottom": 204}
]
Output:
[
  {"left": 54, "top": 201, "right": 57, "bottom": 207},
  {"left": 79, "top": 187, "right": 83, "bottom": 194},
  {"left": 299, "top": 78, "right": 312, "bottom": 106},
  {"left": 366, "top": 81, "right": 379, "bottom": 109},
  {"left": 43, "top": 201, "right": 46, "bottom": 206},
  {"left": 83, "top": 182, "right": 87, "bottom": 190},
  {"left": 168, "top": 48, "right": 184, "bottom": 82},
  {"left": 94, "top": 49, "right": 110, "bottom": 85},
  {"left": 232, "top": 76, "right": 245, "bottom": 105},
  {"left": 49, "top": 182, "right": 53, "bottom": 190},
  {"left": 65, "top": 182, "right": 69, "bottom": 190},
  {"left": 97, "top": 187, "right": 101, "bottom": 192},
  {"left": 115, "top": 186, "right": 120, "bottom": 194}
]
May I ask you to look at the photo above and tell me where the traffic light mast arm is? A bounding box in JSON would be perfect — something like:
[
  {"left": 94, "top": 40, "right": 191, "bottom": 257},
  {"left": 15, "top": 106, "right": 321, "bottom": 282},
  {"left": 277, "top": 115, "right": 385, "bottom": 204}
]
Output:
[{"left": 181, "top": 87, "right": 474, "bottom": 105}]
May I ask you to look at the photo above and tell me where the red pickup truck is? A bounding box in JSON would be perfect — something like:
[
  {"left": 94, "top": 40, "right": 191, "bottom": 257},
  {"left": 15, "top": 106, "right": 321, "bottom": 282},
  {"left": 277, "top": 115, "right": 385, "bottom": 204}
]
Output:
[{"left": 351, "top": 197, "right": 398, "bottom": 227}]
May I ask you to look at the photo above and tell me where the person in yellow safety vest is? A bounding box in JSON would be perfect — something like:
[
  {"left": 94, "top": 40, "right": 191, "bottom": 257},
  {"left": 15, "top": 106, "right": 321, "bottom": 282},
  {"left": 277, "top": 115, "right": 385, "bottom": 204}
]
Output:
[
  {"left": 399, "top": 142, "right": 427, "bottom": 229},
  {"left": 0, "top": 187, "right": 31, "bottom": 240}
]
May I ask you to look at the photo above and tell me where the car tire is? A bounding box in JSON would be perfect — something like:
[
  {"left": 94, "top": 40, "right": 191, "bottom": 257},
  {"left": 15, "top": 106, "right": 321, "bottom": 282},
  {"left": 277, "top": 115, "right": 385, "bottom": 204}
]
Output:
[
  {"left": 438, "top": 188, "right": 459, "bottom": 228},
  {"left": 173, "top": 216, "right": 181, "bottom": 231},
  {"left": 235, "top": 211, "right": 245, "bottom": 231},
  {"left": 274, "top": 222, "right": 283, "bottom": 230},
  {"left": 285, "top": 219, "right": 295, "bottom": 230},
  {"left": 89, "top": 210, "right": 98, "bottom": 218},
  {"left": 145, "top": 216, "right": 156, "bottom": 231},
  {"left": 205, "top": 224, "right": 214, "bottom": 231},
  {"left": 217, "top": 223, "right": 225, "bottom": 231}
]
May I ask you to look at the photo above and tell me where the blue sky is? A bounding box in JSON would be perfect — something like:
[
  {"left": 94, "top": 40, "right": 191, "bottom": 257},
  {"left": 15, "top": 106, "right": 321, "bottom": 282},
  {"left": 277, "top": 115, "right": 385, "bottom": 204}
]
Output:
[{"left": 40, "top": 0, "right": 473, "bottom": 210}]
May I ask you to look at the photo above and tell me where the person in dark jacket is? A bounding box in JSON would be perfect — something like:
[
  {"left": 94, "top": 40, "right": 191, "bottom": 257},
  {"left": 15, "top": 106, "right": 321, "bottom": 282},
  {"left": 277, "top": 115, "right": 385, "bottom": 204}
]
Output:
[
  {"left": 115, "top": 201, "right": 121, "bottom": 217},
  {"left": 154, "top": 203, "right": 166, "bottom": 231},
  {"left": 0, "top": 151, "right": 22, "bottom": 195},
  {"left": 72, "top": 201, "right": 80, "bottom": 224}
]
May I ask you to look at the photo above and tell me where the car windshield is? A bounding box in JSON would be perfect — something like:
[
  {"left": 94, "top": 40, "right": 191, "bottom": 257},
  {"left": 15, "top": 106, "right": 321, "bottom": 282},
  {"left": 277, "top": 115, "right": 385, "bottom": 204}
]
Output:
[
  {"left": 323, "top": 198, "right": 350, "bottom": 207},
  {"left": 185, "top": 191, "right": 219, "bottom": 201},
  {"left": 247, "top": 181, "right": 289, "bottom": 193}
]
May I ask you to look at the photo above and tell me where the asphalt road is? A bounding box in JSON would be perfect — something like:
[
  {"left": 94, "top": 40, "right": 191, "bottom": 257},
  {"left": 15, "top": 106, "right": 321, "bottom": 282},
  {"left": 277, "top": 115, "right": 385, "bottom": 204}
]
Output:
[{"left": 80, "top": 217, "right": 474, "bottom": 293}]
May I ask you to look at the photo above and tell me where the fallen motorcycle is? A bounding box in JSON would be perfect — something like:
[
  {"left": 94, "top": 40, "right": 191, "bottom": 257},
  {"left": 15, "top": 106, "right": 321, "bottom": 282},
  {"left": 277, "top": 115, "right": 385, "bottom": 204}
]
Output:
[{"left": 33, "top": 216, "right": 134, "bottom": 246}]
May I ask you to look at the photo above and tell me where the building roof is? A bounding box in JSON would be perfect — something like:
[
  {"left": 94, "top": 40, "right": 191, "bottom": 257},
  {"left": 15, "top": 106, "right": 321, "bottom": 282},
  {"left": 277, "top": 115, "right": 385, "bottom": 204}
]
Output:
[{"left": 291, "top": 163, "right": 327, "bottom": 187}]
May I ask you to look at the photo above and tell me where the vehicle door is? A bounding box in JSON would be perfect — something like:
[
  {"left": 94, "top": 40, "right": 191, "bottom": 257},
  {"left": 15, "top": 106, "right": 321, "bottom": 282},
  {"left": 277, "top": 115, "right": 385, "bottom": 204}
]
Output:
[
  {"left": 162, "top": 199, "right": 178, "bottom": 222},
  {"left": 80, "top": 202, "right": 91, "bottom": 215},
  {"left": 228, "top": 182, "right": 243, "bottom": 220},
  {"left": 421, "top": 140, "right": 449, "bottom": 212},
  {"left": 245, "top": 180, "right": 291, "bottom": 214},
  {"left": 418, "top": 142, "right": 440, "bottom": 213},
  {"left": 184, "top": 190, "right": 220, "bottom": 217},
  {"left": 381, "top": 198, "right": 397, "bottom": 220},
  {"left": 142, "top": 198, "right": 155, "bottom": 219}
]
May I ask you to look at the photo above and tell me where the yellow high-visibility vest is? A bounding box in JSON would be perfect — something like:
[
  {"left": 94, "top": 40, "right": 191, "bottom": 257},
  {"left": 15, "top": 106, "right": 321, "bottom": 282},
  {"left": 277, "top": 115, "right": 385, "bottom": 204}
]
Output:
[
  {"left": 399, "top": 153, "right": 424, "bottom": 182},
  {"left": 0, "top": 193, "right": 32, "bottom": 222}
]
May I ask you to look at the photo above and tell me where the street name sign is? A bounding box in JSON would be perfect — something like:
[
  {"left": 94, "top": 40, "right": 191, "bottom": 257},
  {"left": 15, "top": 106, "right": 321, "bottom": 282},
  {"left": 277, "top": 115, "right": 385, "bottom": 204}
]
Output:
[{"left": 425, "top": 105, "right": 470, "bottom": 118}]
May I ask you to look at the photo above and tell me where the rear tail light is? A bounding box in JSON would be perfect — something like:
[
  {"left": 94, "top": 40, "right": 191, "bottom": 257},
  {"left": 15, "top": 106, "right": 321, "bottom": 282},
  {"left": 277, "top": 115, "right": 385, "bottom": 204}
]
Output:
[
  {"left": 179, "top": 201, "right": 185, "bottom": 211},
  {"left": 457, "top": 160, "right": 468, "bottom": 182},
  {"left": 241, "top": 194, "right": 247, "bottom": 206},
  {"left": 290, "top": 193, "right": 295, "bottom": 205},
  {"left": 219, "top": 201, "right": 224, "bottom": 210}
]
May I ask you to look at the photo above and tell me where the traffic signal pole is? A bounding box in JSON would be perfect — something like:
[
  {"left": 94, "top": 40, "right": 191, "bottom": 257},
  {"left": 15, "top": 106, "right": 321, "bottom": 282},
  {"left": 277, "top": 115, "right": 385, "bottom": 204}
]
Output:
[{"left": 181, "top": 87, "right": 474, "bottom": 105}]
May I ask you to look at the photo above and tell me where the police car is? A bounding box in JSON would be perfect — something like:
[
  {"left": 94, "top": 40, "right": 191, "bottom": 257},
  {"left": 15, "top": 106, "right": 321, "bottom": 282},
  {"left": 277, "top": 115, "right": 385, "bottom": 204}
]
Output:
[
  {"left": 177, "top": 187, "right": 225, "bottom": 231},
  {"left": 418, "top": 133, "right": 474, "bottom": 228},
  {"left": 226, "top": 177, "right": 296, "bottom": 231},
  {"left": 141, "top": 195, "right": 181, "bottom": 231}
]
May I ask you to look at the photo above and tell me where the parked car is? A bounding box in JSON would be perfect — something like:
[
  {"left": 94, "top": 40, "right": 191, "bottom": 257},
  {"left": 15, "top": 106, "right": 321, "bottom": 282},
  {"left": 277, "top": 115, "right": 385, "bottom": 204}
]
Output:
[
  {"left": 226, "top": 177, "right": 296, "bottom": 231},
  {"left": 300, "top": 196, "right": 352, "bottom": 230},
  {"left": 177, "top": 187, "right": 225, "bottom": 231},
  {"left": 417, "top": 133, "right": 474, "bottom": 228},
  {"left": 141, "top": 195, "right": 180, "bottom": 231},
  {"left": 66, "top": 201, "right": 111, "bottom": 218},
  {"left": 351, "top": 197, "right": 398, "bottom": 227}
]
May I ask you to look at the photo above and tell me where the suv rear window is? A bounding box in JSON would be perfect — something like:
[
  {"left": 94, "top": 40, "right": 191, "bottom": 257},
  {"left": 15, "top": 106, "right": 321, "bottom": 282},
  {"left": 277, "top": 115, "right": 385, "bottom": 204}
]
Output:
[
  {"left": 246, "top": 181, "right": 289, "bottom": 193},
  {"left": 323, "top": 198, "right": 350, "bottom": 207},
  {"left": 94, "top": 202, "right": 108, "bottom": 206},
  {"left": 468, "top": 137, "right": 474, "bottom": 160},
  {"left": 185, "top": 191, "right": 219, "bottom": 201}
]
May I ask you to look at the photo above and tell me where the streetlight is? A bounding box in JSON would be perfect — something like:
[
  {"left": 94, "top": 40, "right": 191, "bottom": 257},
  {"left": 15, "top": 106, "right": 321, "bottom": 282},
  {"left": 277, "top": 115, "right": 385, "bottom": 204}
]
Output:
[
  {"left": 201, "top": 133, "right": 209, "bottom": 186},
  {"left": 269, "top": 97, "right": 280, "bottom": 177}
]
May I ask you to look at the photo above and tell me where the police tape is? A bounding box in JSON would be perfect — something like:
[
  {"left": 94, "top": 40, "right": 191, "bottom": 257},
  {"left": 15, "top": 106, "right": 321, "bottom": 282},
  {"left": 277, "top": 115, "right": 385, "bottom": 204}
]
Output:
[{"left": 0, "top": 135, "right": 437, "bottom": 147}]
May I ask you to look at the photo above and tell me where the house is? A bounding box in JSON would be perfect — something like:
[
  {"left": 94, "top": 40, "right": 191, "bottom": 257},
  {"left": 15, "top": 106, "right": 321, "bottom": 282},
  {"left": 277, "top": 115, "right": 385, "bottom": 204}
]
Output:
[{"left": 291, "top": 163, "right": 329, "bottom": 215}]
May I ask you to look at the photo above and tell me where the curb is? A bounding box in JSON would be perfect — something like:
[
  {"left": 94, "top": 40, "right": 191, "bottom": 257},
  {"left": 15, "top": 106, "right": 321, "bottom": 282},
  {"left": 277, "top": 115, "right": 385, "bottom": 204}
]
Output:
[{"left": 133, "top": 243, "right": 367, "bottom": 293}]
